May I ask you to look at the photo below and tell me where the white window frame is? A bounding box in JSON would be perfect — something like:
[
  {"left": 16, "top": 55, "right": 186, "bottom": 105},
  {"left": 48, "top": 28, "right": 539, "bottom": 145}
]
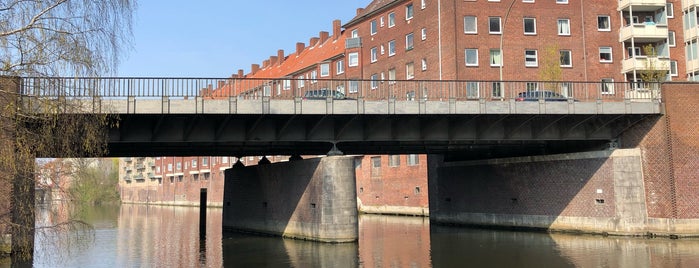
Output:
[
  {"left": 666, "top": 3, "right": 674, "bottom": 18},
  {"left": 421, "top": 58, "right": 428, "bottom": 71},
  {"left": 380, "top": 17, "right": 385, "bottom": 27},
  {"left": 669, "top": 60, "right": 678, "bottom": 77},
  {"left": 388, "top": 40, "right": 396, "bottom": 56},
  {"left": 522, "top": 0, "right": 534, "bottom": 3},
  {"left": 297, "top": 75, "right": 304, "bottom": 88},
  {"left": 597, "top": 16, "right": 611, "bottom": 31},
  {"left": 525, "top": 49, "right": 538, "bottom": 67},
  {"left": 489, "top": 17, "right": 502, "bottom": 34},
  {"left": 406, "top": 4, "right": 414, "bottom": 20},
  {"left": 349, "top": 80, "right": 359, "bottom": 93},
  {"left": 556, "top": 0, "right": 568, "bottom": 4},
  {"left": 669, "top": 31, "right": 676, "bottom": 47},
  {"left": 464, "top": 16, "right": 477, "bottom": 34},
  {"left": 421, "top": 28, "right": 427, "bottom": 40},
  {"left": 466, "top": 48, "right": 479, "bottom": 66},
  {"left": 490, "top": 49, "right": 502, "bottom": 67},
  {"left": 320, "top": 63, "right": 330, "bottom": 77},
  {"left": 406, "top": 33, "right": 414, "bottom": 50},
  {"left": 388, "top": 68, "right": 396, "bottom": 84},
  {"left": 599, "top": 47, "right": 613, "bottom": 62},
  {"left": 421, "top": 0, "right": 426, "bottom": 9},
  {"left": 406, "top": 62, "right": 415, "bottom": 79},
  {"left": 560, "top": 50, "right": 572, "bottom": 67},
  {"left": 558, "top": 19, "right": 571, "bottom": 36},
  {"left": 466, "top": 82, "right": 480, "bottom": 98},
  {"left": 388, "top": 12, "right": 396, "bottom": 27},
  {"left": 336, "top": 60, "right": 345, "bottom": 74},
  {"left": 348, "top": 52, "right": 359, "bottom": 67},
  {"left": 371, "top": 74, "right": 379, "bottom": 89},
  {"left": 371, "top": 47, "right": 378, "bottom": 63},
  {"left": 351, "top": 29, "right": 359, "bottom": 38},
  {"left": 523, "top": 17, "right": 536, "bottom": 35},
  {"left": 310, "top": 70, "right": 317, "bottom": 83},
  {"left": 601, "top": 78, "right": 615, "bottom": 94},
  {"left": 283, "top": 79, "right": 291, "bottom": 90},
  {"left": 370, "top": 20, "right": 377, "bottom": 35}
]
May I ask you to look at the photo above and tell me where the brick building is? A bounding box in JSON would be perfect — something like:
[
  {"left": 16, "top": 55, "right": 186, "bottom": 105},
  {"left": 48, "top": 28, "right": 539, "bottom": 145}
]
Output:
[{"left": 120, "top": 0, "right": 694, "bottom": 213}]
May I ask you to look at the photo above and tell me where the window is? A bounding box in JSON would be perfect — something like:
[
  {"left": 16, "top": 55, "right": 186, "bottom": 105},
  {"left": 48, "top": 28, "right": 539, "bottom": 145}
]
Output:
[
  {"left": 489, "top": 17, "right": 502, "bottom": 34},
  {"left": 407, "top": 154, "right": 419, "bottom": 166},
  {"left": 464, "top": 16, "right": 477, "bottom": 34},
  {"left": 310, "top": 70, "right": 317, "bottom": 83},
  {"left": 599, "top": 47, "right": 612, "bottom": 62},
  {"left": 371, "top": 47, "right": 378, "bottom": 63},
  {"left": 202, "top": 157, "right": 208, "bottom": 166},
  {"left": 597, "top": 16, "right": 610, "bottom": 31},
  {"left": 406, "top": 33, "right": 414, "bottom": 50},
  {"left": 466, "top": 49, "right": 479, "bottom": 66},
  {"left": 666, "top": 3, "right": 674, "bottom": 18},
  {"left": 628, "top": 47, "right": 641, "bottom": 57},
  {"left": 388, "top": 68, "right": 396, "bottom": 84},
  {"left": 467, "top": 82, "right": 479, "bottom": 98},
  {"left": 351, "top": 29, "right": 358, "bottom": 38},
  {"left": 371, "top": 20, "right": 377, "bottom": 35},
  {"left": 297, "top": 75, "right": 304, "bottom": 88},
  {"left": 380, "top": 17, "right": 384, "bottom": 27},
  {"left": 523, "top": 0, "right": 534, "bottom": 2},
  {"left": 389, "top": 155, "right": 400, "bottom": 167},
  {"left": 670, "top": 60, "right": 678, "bottom": 77},
  {"left": 526, "top": 82, "right": 538, "bottom": 91},
  {"left": 167, "top": 163, "right": 173, "bottom": 172},
  {"left": 669, "top": 31, "right": 676, "bottom": 47},
  {"left": 525, "top": 50, "right": 538, "bottom": 67},
  {"left": 490, "top": 49, "right": 502, "bottom": 66},
  {"left": 381, "top": 45, "right": 385, "bottom": 55},
  {"left": 560, "top": 50, "right": 572, "bottom": 67},
  {"left": 406, "top": 62, "right": 415, "bottom": 79},
  {"left": 222, "top": 157, "right": 228, "bottom": 164},
  {"left": 283, "top": 79, "right": 291, "bottom": 90},
  {"left": 556, "top": 0, "right": 568, "bottom": 3},
  {"left": 371, "top": 156, "right": 381, "bottom": 176},
  {"left": 406, "top": 4, "right": 414, "bottom": 20},
  {"left": 348, "top": 52, "right": 359, "bottom": 67},
  {"left": 388, "top": 40, "right": 396, "bottom": 56},
  {"left": 336, "top": 60, "right": 344, "bottom": 74},
  {"left": 421, "top": 28, "right": 427, "bottom": 40},
  {"left": 192, "top": 159, "right": 197, "bottom": 168},
  {"left": 523, "top": 18, "right": 536, "bottom": 35},
  {"left": 388, "top": 12, "right": 396, "bottom": 27},
  {"left": 422, "top": 58, "right": 427, "bottom": 71},
  {"left": 176, "top": 162, "right": 181, "bottom": 171},
  {"left": 492, "top": 82, "right": 503, "bottom": 98},
  {"left": 320, "top": 63, "right": 329, "bottom": 77},
  {"left": 421, "top": 0, "right": 426, "bottom": 9},
  {"left": 558, "top": 19, "right": 570, "bottom": 35},
  {"left": 371, "top": 74, "right": 379, "bottom": 89},
  {"left": 601, "top": 78, "right": 614, "bottom": 94},
  {"left": 349, "top": 80, "right": 359, "bottom": 93}
]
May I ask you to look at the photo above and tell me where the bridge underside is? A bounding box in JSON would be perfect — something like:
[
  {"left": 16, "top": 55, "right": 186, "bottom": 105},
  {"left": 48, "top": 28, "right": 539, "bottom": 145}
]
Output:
[{"left": 106, "top": 113, "right": 656, "bottom": 159}]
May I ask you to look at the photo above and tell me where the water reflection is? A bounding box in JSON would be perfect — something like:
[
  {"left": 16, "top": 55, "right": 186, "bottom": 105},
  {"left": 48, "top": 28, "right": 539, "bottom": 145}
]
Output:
[{"left": 26, "top": 204, "right": 699, "bottom": 267}]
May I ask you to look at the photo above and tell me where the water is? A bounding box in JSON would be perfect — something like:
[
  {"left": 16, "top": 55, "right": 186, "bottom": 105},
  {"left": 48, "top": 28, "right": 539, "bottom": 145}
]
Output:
[{"left": 21, "top": 203, "right": 699, "bottom": 267}]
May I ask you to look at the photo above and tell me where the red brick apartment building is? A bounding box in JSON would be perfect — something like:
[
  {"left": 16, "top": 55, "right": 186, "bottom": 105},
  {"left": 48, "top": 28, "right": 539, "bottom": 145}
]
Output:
[{"left": 120, "top": 0, "right": 696, "bottom": 213}]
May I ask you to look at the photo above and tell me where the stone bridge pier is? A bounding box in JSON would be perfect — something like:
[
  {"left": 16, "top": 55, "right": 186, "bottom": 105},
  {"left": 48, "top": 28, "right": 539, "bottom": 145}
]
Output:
[{"left": 222, "top": 156, "right": 358, "bottom": 242}]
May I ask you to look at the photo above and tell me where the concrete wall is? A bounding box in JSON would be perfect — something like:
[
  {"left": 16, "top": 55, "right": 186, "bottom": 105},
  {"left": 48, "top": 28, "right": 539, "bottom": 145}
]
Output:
[
  {"left": 222, "top": 156, "right": 358, "bottom": 242},
  {"left": 428, "top": 149, "right": 699, "bottom": 236}
]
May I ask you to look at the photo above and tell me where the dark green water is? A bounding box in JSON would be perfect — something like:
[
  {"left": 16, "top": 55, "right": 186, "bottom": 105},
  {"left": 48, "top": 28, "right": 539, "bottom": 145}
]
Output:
[{"left": 21, "top": 203, "right": 699, "bottom": 267}]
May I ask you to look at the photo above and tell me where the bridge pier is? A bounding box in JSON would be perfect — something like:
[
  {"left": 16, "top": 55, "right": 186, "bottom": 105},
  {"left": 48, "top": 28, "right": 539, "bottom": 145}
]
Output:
[{"left": 222, "top": 156, "right": 358, "bottom": 242}]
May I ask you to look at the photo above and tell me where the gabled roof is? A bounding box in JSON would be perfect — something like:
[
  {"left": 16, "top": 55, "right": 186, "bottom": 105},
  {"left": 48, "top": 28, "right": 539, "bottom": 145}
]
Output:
[
  {"left": 250, "top": 34, "right": 346, "bottom": 79},
  {"left": 343, "top": 0, "right": 404, "bottom": 28}
]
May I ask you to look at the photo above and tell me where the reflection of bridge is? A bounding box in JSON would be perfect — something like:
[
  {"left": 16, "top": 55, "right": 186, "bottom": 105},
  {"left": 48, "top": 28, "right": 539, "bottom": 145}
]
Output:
[{"left": 19, "top": 77, "right": 662, "bottom": 158}]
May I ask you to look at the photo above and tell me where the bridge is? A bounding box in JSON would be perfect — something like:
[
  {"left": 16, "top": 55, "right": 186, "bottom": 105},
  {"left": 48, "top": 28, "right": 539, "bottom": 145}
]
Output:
[{"left": 18, "top": 77, "right": 662, "bottom": 158}]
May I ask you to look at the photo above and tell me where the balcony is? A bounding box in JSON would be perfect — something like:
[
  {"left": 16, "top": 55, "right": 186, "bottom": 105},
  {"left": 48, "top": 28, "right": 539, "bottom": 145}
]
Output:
[
  {"left": 123, "top": 175, "right": 131, "bottom": 181},
  {"left": 621, "top": 56, "right": 671, "bottom": 73},
  {"left": 618, "top": 0, "right": 666, "bottom": 11},
  {"left": 685, "top": 26, "right": 699, "bottom": 42},
  {"left": 682, "top": 0, "right": 698, "bottom": 9},
  {"left": 688, "top": 58, "right": 699, "bottom": 73},
  {"left": 619, "top": 23, "right": 668, "bottom": 42},
  {"left": 135, "top": 164, "right": 145, "bottom": 170},
  {"left": 345, "top": 37, "right": 362, "bottom": 49},
  {"left": 148, "top": 161, "right": 155, "bottom": 167},
  {"left": 134, "top": 174, "right": 145, "bottom": 181}
]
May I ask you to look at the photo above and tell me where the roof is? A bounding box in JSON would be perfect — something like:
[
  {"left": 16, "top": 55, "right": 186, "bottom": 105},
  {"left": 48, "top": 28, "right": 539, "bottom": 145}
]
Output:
[{"left": 343, "top": 0, "right": 405, "bottom": 28}]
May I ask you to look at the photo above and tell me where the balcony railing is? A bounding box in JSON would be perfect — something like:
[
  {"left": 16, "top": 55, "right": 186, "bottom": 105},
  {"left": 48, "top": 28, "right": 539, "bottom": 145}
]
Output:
[
  {"left": 621, "top": 57, "right": 671, "bottom": 73},
  {"left": 618, "top": 0, "right": 666, "bottom": 11},
  {"left": 619, "top": 23, "right": 668, "bottom": 42},
  {"left": 18, "top": 77, "right": 664, "bottom": 103}
]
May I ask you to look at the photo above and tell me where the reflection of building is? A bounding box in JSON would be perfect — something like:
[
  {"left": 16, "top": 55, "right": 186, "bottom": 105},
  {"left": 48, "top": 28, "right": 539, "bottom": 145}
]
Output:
[{"left": 36, "top": 158, "right": 102, "bottom": 202}]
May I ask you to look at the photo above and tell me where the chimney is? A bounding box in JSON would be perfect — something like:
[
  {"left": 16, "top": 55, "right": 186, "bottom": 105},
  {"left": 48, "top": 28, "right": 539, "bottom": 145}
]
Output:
[
  {"left": 269, "top": 56, "right": 278, "bottom": 66},
  {"left": 263, "top": 59, "right": 269, "bottom": 68},
  {"left": 296, "top": 42, "right": 305, "bottom": 54},
  {"left": 251, "top": 64, "right": 260, "bottom": 75},
  {"left": 319, "top": 31, "right": 329, "bottom": 44},
  {"left": 237, "top": 69, "right": 244, "bottom": 78},
  {"left": 332, "top": 20, "right": 341, "bottom": 40},
  {"left": 277, "top": 49, "right": 285, "bottom": 65},
  {"left": 356, "top": 8, "right": 364, "bottom": 16},
  {"left": 310, "top": 37, "right": 319, "bottom": 46}
]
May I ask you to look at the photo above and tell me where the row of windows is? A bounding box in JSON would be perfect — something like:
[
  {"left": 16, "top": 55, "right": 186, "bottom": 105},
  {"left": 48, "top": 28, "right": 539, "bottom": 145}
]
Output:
[
  {"left": 370, "top": 31, "right": 427, "bottom": 63},
  {"left": 371, "top": 155, "right": 420, "bottom": 168},
  {"left": 465, "top": 48, "right": 572, "bottom": 67},
  {"left": 465, "top": 16, "right": 580, "bottom": 35},
  {"left": 367, "top": 3, "right": 420, "bottom": 36}
]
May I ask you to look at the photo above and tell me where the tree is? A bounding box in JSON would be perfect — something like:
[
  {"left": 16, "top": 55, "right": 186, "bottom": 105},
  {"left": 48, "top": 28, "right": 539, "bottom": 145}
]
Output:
[
  {"left": 639, "top": 44, "right": 668, "bottom": 90},
  {"left": 538, "top": 44, "right": 563, "bottom": 94},
  {"left": 0, "top": 0, "right": 136, "bottom": 261}
]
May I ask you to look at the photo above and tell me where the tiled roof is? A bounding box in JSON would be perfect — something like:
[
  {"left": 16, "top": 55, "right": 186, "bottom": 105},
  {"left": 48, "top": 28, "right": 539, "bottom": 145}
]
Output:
[{"left": 250, "top": 35, "right": 346, "bottom": 79}]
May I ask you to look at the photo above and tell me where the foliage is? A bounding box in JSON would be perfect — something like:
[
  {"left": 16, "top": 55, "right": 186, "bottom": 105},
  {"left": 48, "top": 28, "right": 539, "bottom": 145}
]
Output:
[
  {"left": 0, "top": 0, "right": 136, "bottom": 260},
  {"left": 539, "top": 44, "right": 562, "bottom": 83},
  {"left": 69, "top": 159, "right": 121, "bottom": 206},
  {"left": 639, "top": 44, "right": 668, "bottom": 87}
]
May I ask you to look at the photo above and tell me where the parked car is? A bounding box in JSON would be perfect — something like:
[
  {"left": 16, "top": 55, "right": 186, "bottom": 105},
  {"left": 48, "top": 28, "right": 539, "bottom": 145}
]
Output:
[
  {"left": 303, "top": 89, "right": 351, "bottom": 100},
  {"left": 515, "top": 90, "right": 572, "bottom": 102}
]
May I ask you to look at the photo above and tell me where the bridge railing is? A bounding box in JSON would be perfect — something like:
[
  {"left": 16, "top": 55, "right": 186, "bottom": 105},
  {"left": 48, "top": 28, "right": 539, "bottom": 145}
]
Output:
[{"left": 19, "top": 77, "right": 662, "bottom": 102}]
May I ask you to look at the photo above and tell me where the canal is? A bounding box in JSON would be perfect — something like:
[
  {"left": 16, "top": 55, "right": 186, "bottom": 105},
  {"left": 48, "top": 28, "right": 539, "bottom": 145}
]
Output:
[{"left": 23, "top": 203, "right": 699, "bottom": 267}]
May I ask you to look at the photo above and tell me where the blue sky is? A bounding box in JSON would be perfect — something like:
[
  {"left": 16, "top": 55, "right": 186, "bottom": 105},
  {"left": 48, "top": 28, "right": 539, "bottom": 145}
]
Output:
[{"left": 117, "top": 1, "right": 372, "bottom": 77}]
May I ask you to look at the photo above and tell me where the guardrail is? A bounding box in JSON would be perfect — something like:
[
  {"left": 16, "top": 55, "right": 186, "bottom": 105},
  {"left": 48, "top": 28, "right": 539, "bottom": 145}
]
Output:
[{"left": 19, "top": 77, "right": 663, "bottom": 102}]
